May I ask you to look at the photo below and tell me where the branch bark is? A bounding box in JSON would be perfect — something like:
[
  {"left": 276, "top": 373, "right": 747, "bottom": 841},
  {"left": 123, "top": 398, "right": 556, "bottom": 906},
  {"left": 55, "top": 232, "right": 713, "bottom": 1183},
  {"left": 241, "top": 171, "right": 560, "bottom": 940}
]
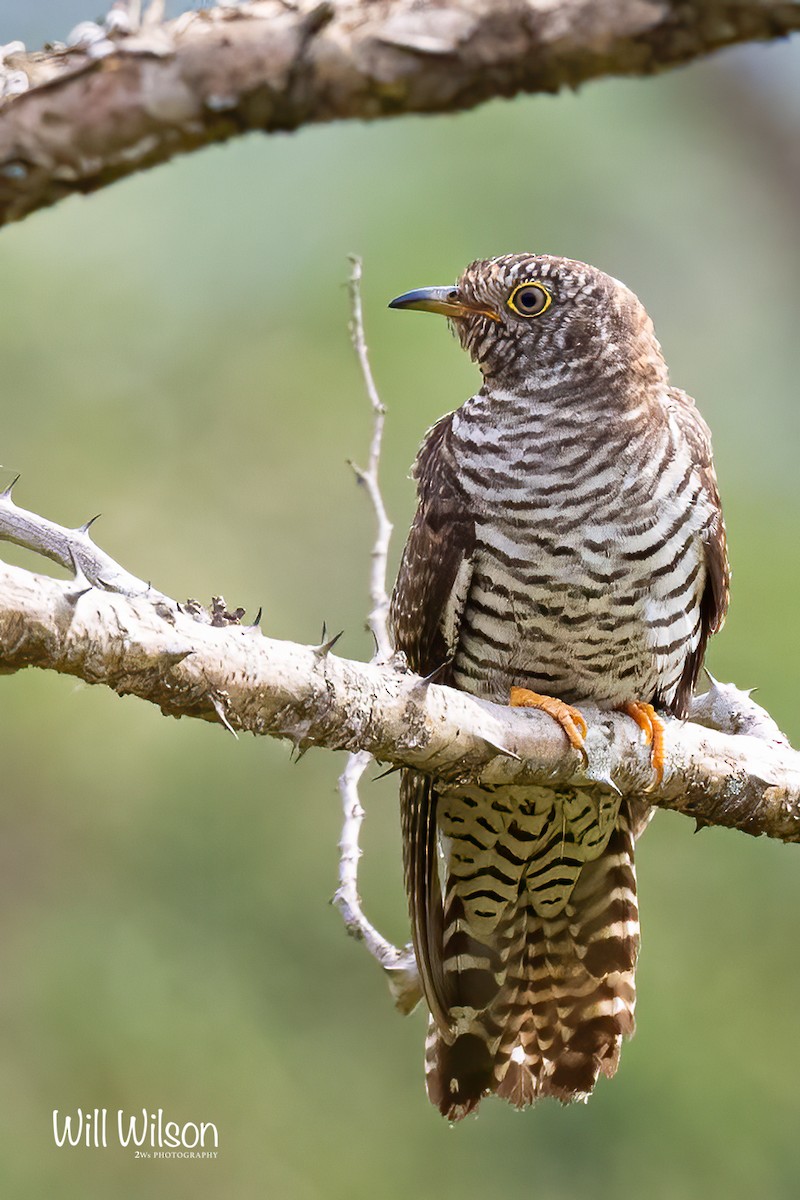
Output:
[
  {"left": 0, "top": 536, "right": 797, "bottom": 843},
  {"left": 1, "top": 0, "right": 800, "bottom": 226}
]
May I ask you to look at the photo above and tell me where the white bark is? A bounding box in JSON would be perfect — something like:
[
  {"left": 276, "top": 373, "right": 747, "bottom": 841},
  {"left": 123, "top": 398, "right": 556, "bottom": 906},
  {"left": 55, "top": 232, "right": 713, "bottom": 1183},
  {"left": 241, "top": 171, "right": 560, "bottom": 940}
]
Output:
[{"left": 0, "top": 538, "right": 797, "bottom": 843}]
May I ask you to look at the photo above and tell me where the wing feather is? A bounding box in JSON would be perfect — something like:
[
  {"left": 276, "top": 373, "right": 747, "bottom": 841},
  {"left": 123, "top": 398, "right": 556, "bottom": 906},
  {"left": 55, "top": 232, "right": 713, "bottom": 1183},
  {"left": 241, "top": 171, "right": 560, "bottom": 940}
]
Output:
[
  {"left": 667, "top": 388, "right": 730, "bottom": 714},
  {"left": 390, "top": 413, "right": 475, "bottom": 1028},
  {"left": 390, "top": 413, "right": 475, "bottom": 677}
]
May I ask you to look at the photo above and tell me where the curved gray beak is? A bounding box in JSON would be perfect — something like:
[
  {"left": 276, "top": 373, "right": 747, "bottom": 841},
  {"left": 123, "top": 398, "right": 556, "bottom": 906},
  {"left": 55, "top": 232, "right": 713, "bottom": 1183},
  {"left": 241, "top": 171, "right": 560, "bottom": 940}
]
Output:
[{"left": 388, "top": 286, "right": 499, "bottom": 322}]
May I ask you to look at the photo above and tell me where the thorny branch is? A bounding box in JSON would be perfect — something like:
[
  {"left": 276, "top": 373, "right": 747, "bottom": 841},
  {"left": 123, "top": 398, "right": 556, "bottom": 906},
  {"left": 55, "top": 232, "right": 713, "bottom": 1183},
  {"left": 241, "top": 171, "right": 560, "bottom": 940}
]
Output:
[
  {"left": 0, "top": 474, "right": 164, "bottom": 601},
  {"left": 1, "top": 0, "right": 800, "bottom": 227},
  {"left": 0, "top": 512, "right": 797, "bottom": 826}
]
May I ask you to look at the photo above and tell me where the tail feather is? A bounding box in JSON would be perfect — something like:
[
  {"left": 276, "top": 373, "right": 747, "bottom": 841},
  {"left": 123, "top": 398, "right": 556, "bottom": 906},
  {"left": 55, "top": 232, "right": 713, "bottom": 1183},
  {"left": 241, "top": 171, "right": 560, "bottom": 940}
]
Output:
[{"left": 422, "top": 795, "right": 642, "bottom": 1118}]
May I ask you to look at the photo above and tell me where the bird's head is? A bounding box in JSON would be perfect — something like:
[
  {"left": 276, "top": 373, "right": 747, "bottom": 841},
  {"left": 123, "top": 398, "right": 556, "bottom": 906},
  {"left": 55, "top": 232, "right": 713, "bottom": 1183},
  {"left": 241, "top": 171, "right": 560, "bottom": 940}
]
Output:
[{"left": 389, "top": 253, "right": 665, "bottom": 392}]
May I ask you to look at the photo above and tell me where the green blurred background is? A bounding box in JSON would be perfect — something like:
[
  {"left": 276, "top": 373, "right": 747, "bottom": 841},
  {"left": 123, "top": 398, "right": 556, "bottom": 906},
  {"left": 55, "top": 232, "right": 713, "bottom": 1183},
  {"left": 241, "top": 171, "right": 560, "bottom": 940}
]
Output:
[{"left": 1, "top": 5, "right": 799, "bottom": 1197}]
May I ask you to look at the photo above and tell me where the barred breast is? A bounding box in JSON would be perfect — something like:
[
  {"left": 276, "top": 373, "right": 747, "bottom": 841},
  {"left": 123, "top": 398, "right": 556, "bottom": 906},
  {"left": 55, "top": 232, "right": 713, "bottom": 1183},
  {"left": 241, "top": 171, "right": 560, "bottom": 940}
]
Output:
[{"left": 448, "top": 383, "right": 714, "bottom": 714}]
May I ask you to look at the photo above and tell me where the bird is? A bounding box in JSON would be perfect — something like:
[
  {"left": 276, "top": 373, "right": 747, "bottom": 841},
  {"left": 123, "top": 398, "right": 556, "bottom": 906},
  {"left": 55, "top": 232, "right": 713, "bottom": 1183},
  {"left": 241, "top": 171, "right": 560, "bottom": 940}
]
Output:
[{"left": 387, "top": 253, "right": 729, "bottom": 1120}]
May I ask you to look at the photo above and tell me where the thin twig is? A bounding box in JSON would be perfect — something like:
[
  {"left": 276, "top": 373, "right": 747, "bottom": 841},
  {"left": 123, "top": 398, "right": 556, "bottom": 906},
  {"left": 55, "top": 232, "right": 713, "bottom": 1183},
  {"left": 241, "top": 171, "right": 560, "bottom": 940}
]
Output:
[
  {"left": 347, "top": 254, "right": 393, "bottom": 661},
  {"left": 333, "top": 750, "right": 421, "bottom": 1013},
  {"left": 333, "top": 259, "right": 414, "bottom": 1007},
  {"left": 0, "top": 477, "right": 168, "bottom": 601}
]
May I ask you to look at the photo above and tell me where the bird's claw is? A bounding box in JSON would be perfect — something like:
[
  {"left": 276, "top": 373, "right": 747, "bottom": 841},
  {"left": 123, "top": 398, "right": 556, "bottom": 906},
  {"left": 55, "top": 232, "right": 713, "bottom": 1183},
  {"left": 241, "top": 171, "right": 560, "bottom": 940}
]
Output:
[
  {"left": 509, "top": 686, "right": 588, "bottom": 758},
  {"left": 621, "top": 701, "right": 665, "bottom": 787}
]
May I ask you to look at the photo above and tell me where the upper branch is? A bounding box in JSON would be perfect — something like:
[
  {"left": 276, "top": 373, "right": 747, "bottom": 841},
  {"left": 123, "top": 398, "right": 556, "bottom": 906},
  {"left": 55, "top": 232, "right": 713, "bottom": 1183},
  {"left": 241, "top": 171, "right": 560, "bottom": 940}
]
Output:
[
  {"left": 0, "top": 554, "right": 797, "bottom": 844},
  {"left": 1, "top": 0, "right": 799, "bottom": 226}
]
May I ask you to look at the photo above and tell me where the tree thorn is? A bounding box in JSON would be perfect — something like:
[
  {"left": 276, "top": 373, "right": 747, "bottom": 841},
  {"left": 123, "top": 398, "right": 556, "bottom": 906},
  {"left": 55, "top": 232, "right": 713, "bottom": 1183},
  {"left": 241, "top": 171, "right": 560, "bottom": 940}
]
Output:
[
  {"left": 78, "top": 513, "right": 101, "bottom": 536},
  {"left": 0, "top": 473, "right": 20, "bottom": 500},
  {"left": 64, "top": 548, "right": 92, "bottom": 594},
  {"left": 209, "top": 693, "right": 238, "bottom": 739},
  {"left": 482, "top": 737, "right": 521, "bottom": 762},
  {"left": 584, "top": 765, "right": 622, "bottom": 795},
  {"left": 411, "top": 662, "right": 448, "bottom": 693},
  {"left": 64, "top": 586, "right": 93, "bottom": 604},
  {"left": 312, "top": 630, "right": 344, "bottom": 658},
  {"left": 373, "top": 764, "right": 402, "bottom": 781},
  {"left": 161, "top": 645, "right": 194, "bottom": 666}
]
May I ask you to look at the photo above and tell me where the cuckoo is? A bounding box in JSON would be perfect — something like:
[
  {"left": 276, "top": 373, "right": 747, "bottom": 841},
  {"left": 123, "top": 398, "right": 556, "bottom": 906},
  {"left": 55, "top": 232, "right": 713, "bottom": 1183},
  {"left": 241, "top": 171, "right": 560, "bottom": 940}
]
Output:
[{"left": 388, "top": 253, "right": 729, "bottom": 1120}]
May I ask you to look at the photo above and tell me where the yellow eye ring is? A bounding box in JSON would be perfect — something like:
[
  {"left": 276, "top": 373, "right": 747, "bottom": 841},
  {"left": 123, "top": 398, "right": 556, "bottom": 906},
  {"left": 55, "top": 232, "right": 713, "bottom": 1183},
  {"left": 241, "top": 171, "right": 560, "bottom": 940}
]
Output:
[{"left": 507, "top": 282, "right": 552, "bottom": 318}]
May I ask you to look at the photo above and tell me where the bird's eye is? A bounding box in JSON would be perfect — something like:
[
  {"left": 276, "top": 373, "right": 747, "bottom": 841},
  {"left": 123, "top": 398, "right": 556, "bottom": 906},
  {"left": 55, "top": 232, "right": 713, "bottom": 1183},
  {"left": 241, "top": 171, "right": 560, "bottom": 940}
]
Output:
[{"left": 507, "top": 282, "right": 551, "bottom": 318}]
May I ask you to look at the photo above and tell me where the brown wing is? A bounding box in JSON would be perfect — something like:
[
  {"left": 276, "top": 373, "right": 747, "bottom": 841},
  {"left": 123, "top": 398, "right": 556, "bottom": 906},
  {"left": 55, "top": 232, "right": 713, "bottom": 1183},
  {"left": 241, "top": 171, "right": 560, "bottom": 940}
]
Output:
[
  {"left": 390, "top": 413, "right": 475, "bottom": 678},
  {"left": 389, "top": 412, "right": 475, "bottom": 1029},
  {"left": 667, "top": 388, "right": 731, "bottom": 715}
]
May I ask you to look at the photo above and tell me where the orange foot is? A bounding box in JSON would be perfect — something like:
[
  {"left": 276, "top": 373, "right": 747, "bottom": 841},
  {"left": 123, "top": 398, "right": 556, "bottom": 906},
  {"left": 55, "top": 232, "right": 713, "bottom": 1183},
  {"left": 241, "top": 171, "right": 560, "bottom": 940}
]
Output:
[
  {"left": 621, "top": 701, "right": 665, "bottom": 787},
  {"left": 509, "top": 687, "right": 588, "bottom": 755}
]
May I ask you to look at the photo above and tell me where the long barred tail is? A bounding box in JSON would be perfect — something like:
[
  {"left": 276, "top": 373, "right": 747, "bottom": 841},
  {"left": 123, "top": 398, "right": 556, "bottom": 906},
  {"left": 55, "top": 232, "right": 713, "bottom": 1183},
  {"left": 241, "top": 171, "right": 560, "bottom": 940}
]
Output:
[{"left": 423, "top": 799, "right": 643, "bottom": 1120}]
